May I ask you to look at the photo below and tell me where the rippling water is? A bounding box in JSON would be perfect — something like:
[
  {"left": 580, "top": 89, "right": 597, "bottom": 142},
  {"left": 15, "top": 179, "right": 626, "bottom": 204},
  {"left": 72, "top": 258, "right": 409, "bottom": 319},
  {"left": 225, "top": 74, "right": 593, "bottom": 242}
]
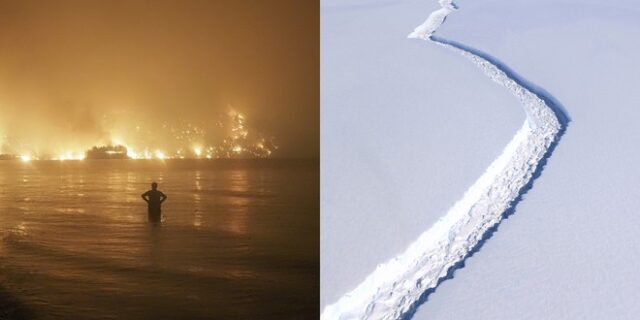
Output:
[{"left": 0, "top": 159, "right": 318, "bottom": 319}]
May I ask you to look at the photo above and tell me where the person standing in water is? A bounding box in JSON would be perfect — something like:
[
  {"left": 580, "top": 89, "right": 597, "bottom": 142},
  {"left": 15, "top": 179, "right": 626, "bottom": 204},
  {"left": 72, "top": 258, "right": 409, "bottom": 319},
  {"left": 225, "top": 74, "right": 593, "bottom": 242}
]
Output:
[{"left": 141, "top": 182, "right": 167, "bottom": 223}]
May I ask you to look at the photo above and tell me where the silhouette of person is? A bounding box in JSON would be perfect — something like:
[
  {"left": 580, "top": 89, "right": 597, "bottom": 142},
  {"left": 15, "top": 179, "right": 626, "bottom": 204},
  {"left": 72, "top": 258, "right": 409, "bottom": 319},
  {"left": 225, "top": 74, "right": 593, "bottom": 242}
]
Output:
[{"left": 141, "top": 182, "right": 167, "bottom": 223}]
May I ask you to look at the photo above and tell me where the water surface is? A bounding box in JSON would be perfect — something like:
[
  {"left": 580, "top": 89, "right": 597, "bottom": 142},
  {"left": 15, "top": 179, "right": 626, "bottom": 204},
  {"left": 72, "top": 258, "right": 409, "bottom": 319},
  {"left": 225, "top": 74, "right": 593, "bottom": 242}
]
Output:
[{"left": 0, "top": 159, "right": 318, "bottom": 319}]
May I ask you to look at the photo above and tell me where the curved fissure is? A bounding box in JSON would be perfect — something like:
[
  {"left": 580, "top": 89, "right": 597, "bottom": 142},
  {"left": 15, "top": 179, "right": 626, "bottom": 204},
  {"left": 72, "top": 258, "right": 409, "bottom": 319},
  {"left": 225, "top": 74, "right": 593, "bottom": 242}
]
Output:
[{"left": 322, "top": 1, "right": 567, "bottom": 319}]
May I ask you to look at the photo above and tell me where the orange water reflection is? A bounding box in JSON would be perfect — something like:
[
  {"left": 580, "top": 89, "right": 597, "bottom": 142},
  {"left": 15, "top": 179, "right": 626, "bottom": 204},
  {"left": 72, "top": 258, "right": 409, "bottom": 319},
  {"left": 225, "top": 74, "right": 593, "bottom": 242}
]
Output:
[{"left": 226, "top": 169, "right": 250, "bottom": 235}]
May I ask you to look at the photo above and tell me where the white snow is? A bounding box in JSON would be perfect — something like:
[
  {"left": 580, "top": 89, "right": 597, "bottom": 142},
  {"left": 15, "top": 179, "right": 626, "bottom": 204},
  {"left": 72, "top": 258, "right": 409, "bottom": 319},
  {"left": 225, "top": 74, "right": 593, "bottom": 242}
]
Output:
[
  {"left": 324, "top": 0, "right": 640, "bottom": 319},
  {"left": 321, "top": 0, "right": 524, "bottom": 311},
  {"left": 407, "top": 0, "right": 456, "bottom": 39},
  {"left": 321, "top": 0, "right": 563, "bottom": 318},
  {"left": 410, "top": 1, "right": 640, "bottom": 319}
]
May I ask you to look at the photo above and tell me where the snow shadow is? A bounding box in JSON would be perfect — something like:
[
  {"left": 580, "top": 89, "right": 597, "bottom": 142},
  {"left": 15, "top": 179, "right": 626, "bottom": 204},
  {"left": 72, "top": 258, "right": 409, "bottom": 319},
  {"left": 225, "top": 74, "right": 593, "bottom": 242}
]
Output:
[
  {"left": 431, "top": 36, "right": 571, "bottom": 124},
  {"left": 400, "top": 37, "right": 570, "bottom": 320}
]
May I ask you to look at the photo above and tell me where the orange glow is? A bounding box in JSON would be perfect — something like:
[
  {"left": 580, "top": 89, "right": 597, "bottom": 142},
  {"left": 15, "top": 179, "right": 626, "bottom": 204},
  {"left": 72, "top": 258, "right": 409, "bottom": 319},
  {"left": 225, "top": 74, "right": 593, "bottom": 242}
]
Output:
[{"left": 0, "top": 111, "right": 277, "bottom": 160}]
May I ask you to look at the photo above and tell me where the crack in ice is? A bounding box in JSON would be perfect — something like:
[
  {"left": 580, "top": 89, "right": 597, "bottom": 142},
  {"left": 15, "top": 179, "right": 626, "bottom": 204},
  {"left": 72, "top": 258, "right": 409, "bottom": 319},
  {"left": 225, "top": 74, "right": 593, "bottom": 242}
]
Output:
[{"left": 321, "top": 1, "right": 567, "bottom": 319}]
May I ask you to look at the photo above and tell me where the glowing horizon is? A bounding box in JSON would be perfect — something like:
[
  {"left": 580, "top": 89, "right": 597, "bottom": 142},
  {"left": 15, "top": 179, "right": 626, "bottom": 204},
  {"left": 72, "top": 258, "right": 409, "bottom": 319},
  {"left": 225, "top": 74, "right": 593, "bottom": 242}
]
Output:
[
  {"left": 0, "top": 0, "right": 318, "bottom": 159},
  {"left": 0, "top": 110, "right": 278, "bottom": 160}
]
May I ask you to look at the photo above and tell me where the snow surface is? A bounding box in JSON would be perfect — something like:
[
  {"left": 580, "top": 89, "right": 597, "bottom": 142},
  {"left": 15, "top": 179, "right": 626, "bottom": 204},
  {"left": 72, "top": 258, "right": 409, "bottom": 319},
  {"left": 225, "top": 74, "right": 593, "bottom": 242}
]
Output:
[
  {"left": 324, "top": 0, "right": 640, "bottom": 319},
  {"left": 322, "top": 0, "right": 565, "bottom": 318},
  {"left": 411, "top": 1, "right": 640, "bottom": 319},
  {"left": 320, "top": 0, "right": 524, "bottom": 310}
]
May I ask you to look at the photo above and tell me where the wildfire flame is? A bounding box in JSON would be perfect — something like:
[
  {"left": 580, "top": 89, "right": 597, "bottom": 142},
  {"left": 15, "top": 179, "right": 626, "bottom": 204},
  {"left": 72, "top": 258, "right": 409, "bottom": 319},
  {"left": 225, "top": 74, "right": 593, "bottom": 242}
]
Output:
[{"left": 1, "top": 110, "right": 277, "bottom": 161}]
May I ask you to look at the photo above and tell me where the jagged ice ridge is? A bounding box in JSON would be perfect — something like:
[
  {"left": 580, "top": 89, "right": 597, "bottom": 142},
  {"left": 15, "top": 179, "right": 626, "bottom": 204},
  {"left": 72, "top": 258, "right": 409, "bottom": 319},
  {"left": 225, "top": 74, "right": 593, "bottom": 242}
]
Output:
[{"left": 321, "top": 0, "right": 562, "bottom": 319}]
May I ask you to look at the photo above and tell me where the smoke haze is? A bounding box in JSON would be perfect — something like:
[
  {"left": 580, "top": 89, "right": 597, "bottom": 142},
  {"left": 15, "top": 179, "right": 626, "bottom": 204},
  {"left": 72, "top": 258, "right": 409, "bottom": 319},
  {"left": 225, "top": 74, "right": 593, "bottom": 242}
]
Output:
[{"left": 0, "top": 0, "right": 318, "bottom": 158}]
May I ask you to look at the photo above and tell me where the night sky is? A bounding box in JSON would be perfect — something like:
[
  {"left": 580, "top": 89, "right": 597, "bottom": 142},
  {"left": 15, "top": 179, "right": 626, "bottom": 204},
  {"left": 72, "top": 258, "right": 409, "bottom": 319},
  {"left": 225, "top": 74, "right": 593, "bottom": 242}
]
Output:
[{"left": 0, "top": 0, "right": 318, "bottom": 158}]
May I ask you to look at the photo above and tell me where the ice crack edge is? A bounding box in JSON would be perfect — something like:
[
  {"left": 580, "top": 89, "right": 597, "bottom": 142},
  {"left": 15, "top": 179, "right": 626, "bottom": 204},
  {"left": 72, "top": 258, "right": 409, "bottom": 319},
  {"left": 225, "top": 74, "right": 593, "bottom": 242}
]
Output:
[{"left": 321, "top": 0, "right": 563, "bottom": 319}]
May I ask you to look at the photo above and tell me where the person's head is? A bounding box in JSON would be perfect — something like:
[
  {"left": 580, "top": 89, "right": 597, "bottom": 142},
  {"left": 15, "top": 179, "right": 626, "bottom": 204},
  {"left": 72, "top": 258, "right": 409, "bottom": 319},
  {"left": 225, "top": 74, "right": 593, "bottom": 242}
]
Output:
[{"left": 151, "top": 182, "right": 158, "bottom": 190}]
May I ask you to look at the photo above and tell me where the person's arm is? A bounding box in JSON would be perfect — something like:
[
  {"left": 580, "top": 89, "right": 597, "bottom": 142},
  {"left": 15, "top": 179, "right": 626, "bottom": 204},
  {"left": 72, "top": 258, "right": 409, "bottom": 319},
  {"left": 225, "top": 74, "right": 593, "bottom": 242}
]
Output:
[
  {"left": 141, "top": 192, "right": 149, "bottom": 203},
  {"left": 160, "top": 192, "right": 167, "bottom": 204}
]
